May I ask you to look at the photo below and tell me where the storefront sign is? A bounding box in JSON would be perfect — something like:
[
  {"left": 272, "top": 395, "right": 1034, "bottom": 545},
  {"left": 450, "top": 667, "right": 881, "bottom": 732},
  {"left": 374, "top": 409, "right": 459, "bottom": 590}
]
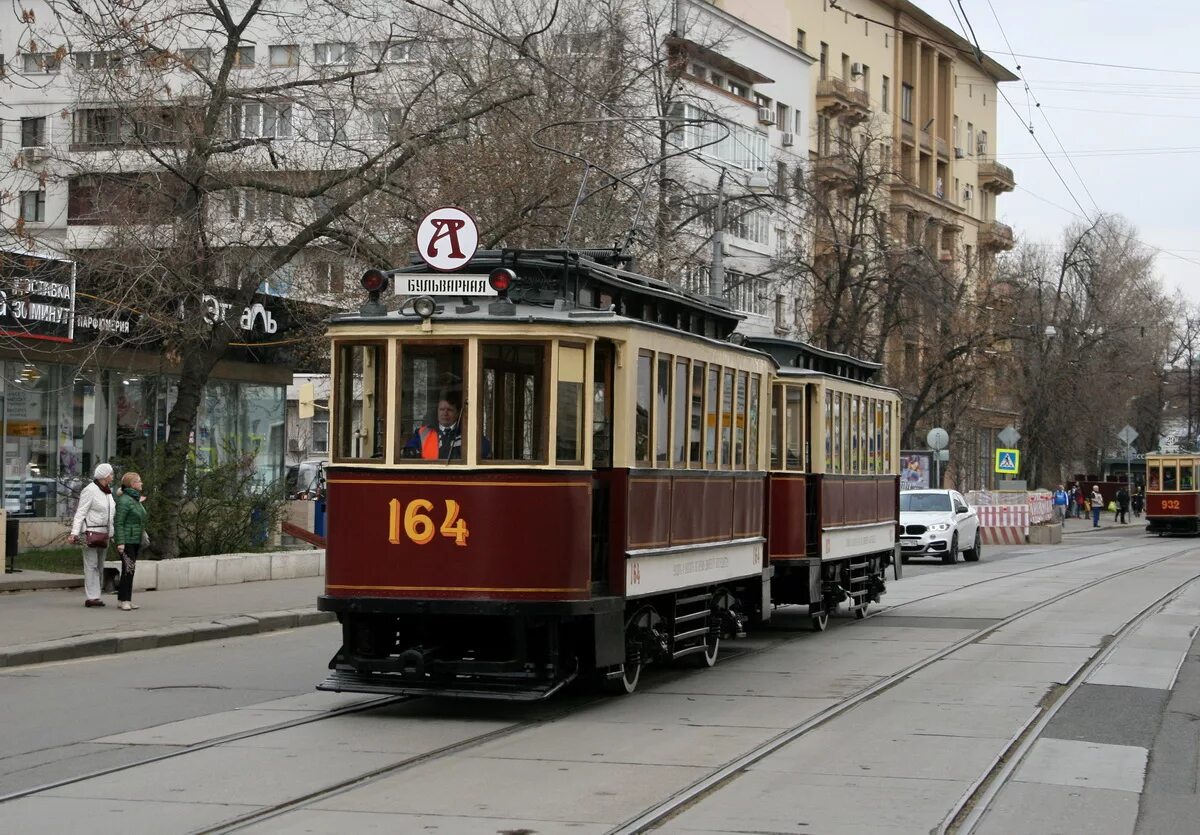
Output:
[{"left": 0, "top": 253, "right": 76, "bottom": 343}]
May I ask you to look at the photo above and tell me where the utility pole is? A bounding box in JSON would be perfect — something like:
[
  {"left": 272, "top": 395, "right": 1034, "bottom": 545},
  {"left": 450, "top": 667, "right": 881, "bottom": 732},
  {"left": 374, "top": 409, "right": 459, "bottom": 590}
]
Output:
[{"left": 709, "top": 169, "right": 726, "bottom": 299}]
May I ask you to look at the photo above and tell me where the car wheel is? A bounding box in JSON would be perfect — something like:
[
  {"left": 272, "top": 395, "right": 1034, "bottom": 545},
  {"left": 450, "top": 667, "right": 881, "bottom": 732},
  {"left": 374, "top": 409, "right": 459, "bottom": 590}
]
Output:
[
  {"left": 941, "top": 533, "right": 958, "bottom": 565},
  {"left": 963, "top": 530, "right": 982, "bottom": 562}
]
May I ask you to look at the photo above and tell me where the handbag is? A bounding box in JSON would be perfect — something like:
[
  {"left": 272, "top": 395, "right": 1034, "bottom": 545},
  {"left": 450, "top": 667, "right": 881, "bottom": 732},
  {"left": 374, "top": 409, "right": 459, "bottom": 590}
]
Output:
[
  {"left": 141, "top": 530, "right": 150, "bottom": 547},
  {"left": 1106, "top": 500, "right": 1117, "bottom": 512},
  {"left": 85, "top": 530, "right": 109, "bottom": 548}
]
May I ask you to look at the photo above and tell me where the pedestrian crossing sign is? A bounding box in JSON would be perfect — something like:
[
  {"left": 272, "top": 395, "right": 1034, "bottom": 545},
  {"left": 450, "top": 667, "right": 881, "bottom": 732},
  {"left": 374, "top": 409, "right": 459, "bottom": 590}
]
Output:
[{"left": 995, "top": 448, "right": 1020, "bottom": 474}]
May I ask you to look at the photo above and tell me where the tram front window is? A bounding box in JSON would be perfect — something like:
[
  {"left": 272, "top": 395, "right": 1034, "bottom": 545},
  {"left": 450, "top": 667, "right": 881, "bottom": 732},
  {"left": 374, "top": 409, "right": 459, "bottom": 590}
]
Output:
[
  {"left": 1182, "top": 464, "right": 1194, "bottom": 490},
  {"left": 482, "top": 342, "right": 546, "bottom": 462},
  {"left": 335, "top": 342, "right": 387, "bottom": 460},
  {"left": 1164, "top": 465, "right": 1178, "bottom": 491},
  {"left": 397, "top": 343, "right": 467, "bottom": 462}
]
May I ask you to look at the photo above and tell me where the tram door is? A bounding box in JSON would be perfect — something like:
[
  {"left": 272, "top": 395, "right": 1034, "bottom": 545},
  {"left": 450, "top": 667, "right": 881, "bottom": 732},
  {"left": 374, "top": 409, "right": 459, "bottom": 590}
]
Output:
[{"left": 591, "top": 341, "right": 615, "bottom": 593}]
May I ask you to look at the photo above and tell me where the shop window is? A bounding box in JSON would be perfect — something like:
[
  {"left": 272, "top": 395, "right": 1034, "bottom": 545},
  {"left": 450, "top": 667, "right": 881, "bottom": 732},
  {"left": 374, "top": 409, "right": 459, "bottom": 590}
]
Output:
[
  {"left": 241, "top": 384, "right": 285, "bottom": 485},
  {"left": 396, "top": 342, "right": 465, "bottom": 462},
  {"left": 555, "top": 345, "right": 585, "bottom": 465},
  {"left": 635, "top": 352, "right": 651, "bottom": 466},
  {"left": 689, "top": 363, "right": 705, "bottom": 467},
  {"left": 481, "top": 342, "right": 546, "bottom": 463},
  {"left": 335, "top": 342, "right": 387, "bottom": 460},
  {"left": 655, "top": 354, "right": 670, "bottom": 466},
  {"left": 673, "top": 359, "right": 688, "bottom": 466}
]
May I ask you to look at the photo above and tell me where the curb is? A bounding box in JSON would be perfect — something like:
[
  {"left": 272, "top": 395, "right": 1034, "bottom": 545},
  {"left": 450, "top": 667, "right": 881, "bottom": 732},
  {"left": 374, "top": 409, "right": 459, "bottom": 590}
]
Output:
[
  {"left": 0, "top": 608, "right": 335, "bottom": 669},
  {"left": 0, "top": 577, "right": 82, "bottom": 592}
]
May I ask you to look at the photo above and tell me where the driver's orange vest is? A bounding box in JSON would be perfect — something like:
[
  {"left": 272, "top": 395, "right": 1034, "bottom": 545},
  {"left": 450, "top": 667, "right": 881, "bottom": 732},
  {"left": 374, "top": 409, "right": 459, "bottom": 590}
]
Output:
[{"left": 416, "top": 426, "right": 440, "bottom": 459}]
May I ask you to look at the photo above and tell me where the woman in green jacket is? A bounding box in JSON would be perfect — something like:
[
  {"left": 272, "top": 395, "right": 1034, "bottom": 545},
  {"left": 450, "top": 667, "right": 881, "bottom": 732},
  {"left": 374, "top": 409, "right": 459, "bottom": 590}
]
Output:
[{"left": 114, "top": 471, "right": 149, "bottom": 611}]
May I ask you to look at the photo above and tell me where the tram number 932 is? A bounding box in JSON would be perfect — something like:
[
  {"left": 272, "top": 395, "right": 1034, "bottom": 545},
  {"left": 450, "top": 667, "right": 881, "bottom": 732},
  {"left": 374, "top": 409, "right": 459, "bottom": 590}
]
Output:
[
  {"left": 388, "top": 498, "right": 470, "bottom": 547},
  {"left": 1162, "top": 499, "right": 1182, "bottom": 511}
]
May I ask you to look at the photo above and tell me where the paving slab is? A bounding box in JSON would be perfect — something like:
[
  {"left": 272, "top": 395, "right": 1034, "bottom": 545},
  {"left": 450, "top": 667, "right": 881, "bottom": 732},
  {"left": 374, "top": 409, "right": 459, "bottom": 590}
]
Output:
[
  {"left": 579, "top": 692, "right": 840, "bottom": 730},
  {"left": 250, "top": 808, "right": 609, "bottom": 834},
  {"left": 974, "top": 779, "right": 1140, "bottom": 835},
  {"left": 0, "top": 795, "right": 258, "bottom": 835},
  {"left": 1043, "top": 685, "right": 1170, "bottom": 749},
  {"left": 1014, "top": 738, "right": 1148, "bottom": 793},
  {"left": 94, "top": 706, "right": 325, "bottom": 746},
  {"left": 222, "top": 712, "right": 513, "bottom": 755}
]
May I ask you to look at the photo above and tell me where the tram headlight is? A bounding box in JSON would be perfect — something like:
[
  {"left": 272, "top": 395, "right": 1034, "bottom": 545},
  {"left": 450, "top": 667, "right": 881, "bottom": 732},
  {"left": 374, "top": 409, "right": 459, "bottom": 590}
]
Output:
[{"left": 412, "top": 295, "right": 437, "bottom": 320}]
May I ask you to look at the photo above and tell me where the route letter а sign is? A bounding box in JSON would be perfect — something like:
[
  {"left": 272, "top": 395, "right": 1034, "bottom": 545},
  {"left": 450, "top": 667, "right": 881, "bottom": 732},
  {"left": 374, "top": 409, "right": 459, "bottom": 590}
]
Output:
[{"left": 995, "top": 448, "right": 1020, "bottom": 475}]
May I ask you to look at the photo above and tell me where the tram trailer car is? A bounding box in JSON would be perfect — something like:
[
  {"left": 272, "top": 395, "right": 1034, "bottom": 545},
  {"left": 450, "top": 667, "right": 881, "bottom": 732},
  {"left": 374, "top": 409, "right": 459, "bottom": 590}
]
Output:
[
  {"left": 317, "top": 249, "right": 901, "bottom": 699},
  {"left": 1145, "top": 453, "right": 1200, "bottom": 534}
]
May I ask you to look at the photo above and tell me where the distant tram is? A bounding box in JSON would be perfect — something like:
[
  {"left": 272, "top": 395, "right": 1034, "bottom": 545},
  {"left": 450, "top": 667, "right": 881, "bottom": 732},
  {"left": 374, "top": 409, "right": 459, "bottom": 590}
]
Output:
[
  {"left": 317, "top": 247, "right": 901, "bottom": 699},
  {"left": 1145, "top": 452, "right": 1200, "bottom": 534}
]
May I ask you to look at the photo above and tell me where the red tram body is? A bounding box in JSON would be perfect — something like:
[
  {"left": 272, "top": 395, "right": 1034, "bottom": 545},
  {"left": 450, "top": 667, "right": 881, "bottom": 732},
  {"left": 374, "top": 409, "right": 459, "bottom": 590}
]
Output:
[
  {"left": 1145, "top": 453, "right": 1200, "bottom": 534},
  {"left": 318, "top": 250, "right": 900, "bottom": 699}
]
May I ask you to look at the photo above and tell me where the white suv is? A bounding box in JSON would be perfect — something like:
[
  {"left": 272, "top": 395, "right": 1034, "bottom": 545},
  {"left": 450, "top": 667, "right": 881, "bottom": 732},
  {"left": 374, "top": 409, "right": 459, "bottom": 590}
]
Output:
[{"left": 899, "top": 489, "right": 981, "bottom": 564}]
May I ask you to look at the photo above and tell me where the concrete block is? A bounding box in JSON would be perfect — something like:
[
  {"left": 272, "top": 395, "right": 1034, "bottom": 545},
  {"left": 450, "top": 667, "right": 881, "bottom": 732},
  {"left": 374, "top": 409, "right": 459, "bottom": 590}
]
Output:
[
  {"left": 252, "top": 610, "right": 301, "bottom": 632},
  {"left": 215, "top": 555, "right": 246, "bottom": 585},
  {"left": 241, "top": 553, "right": 272, "bottom": 583},
  {"left": 38, "top": 635, "right": 118, "bottom": 663},
  {"left": 270, "top": 551, "right": 301, "bottom": 580},
  {"left": 155, "top": 559, "right": 188, "bottom": 590},
  {"left": 134, "top": 560, "right": 157, "bottom": 591},
  {"left": 296, "top": 609, "right": 336, "bottom": 627},
  {"left": 1, "top": 645, "right": 45, "bottom": 667},
  {"left": 185, "top": 556, "right": 218, "bottom": 588},
  {"left": 187, "top": 621, "right": 231, "bottom": 643},
  {"left": 153, "top": 624, "right": 198, "bottom": 648},
  {"left": 317, "top": 550, "right": 326, "bottom": 576},
  {"left": 214, "top": 615, "right": 261, "bottom": 637},
  {"left": 114, "top": 630, "right": 161, "bottom": 653},
  {"left": 292, "top": 550, "right": 320, "bottom": 578},
  {"left": 1029, "top": 524, "right": 1064, "bottom": 545}
]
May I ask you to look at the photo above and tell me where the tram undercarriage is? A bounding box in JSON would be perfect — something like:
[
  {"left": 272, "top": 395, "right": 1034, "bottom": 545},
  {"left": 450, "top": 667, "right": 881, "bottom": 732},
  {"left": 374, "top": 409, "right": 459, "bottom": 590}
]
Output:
[{"left": 771, "top": 549, "right": 894, "bottom": 631}]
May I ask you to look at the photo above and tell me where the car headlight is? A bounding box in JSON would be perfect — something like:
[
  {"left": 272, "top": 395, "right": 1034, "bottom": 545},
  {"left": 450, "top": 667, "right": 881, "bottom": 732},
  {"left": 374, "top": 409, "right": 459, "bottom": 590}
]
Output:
[{"left": 929, "top": 522, "right": 951, "bottom": 532}]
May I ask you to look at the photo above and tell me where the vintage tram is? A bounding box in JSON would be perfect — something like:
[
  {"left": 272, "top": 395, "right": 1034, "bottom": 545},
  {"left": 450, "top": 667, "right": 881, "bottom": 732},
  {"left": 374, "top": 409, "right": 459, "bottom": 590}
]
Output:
[
  {"left": 317, "top": 248, "right": 901, "bottom": 699},
  {"left": 1145, "top": 452, "right": 1200, "bottom": 534}
]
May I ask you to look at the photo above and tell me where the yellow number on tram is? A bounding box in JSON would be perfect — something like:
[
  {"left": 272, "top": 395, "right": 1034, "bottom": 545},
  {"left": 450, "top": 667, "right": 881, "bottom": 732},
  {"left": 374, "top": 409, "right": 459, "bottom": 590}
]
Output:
[{"left": 388, "top": 498, "right": 471, "bottom": 547}]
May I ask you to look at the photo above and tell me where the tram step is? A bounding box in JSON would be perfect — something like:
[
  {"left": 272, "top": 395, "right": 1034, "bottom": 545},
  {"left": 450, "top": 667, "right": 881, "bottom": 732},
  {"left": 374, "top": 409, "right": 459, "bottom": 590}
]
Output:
[
  {"left": 673, "top": 626, "right": 710, "bottom": 643},
  {"left": 673, "top": 609, "right": 710, "bottom": 625},
  {"left": 317, "top": 668, "right": 573, "bottom": 702},
  {"left": 675, "top": 593, "right": 711, "bottom": 607}
]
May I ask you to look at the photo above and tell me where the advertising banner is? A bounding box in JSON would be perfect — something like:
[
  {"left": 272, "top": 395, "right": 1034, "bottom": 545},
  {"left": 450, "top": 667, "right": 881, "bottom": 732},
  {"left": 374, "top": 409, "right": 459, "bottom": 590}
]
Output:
[
  {"left": 900, "top": 450, "right": 933, "bottom": 490},
  {"left": 0, "top": 251, "right": 75, "bottom": 343}
]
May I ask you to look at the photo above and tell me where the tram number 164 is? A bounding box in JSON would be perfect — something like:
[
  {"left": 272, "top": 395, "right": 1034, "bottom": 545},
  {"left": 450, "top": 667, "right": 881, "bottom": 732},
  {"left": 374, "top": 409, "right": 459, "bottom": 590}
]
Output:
[{"left": 388, "top": 498, "right": 470, "bottom": 547}]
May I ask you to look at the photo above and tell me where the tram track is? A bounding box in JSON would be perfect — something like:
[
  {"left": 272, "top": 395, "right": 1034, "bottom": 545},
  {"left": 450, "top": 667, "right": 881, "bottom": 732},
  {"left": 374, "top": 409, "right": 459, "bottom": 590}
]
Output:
[{"left": 609, "top": 539, "right": 1200, "bottom": 833}]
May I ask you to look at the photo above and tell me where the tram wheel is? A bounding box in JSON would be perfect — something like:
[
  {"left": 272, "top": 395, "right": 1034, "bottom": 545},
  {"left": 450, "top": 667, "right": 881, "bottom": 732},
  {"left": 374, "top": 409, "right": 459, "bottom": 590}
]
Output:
[
  {"left": 602, "top": 605, "right": 655, "bottom": 695},
  {"left": 810, "top": 608, "right": 830, "bottom": 632},
  {"left": 693, "top": 628, "right": 720, "bottom": 668}
]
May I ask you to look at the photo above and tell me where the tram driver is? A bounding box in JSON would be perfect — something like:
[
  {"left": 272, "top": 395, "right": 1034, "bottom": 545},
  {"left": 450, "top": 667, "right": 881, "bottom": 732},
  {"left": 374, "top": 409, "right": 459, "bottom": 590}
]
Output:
[{"left": 403, "top": 392, "right": 491, "bottom": 460}]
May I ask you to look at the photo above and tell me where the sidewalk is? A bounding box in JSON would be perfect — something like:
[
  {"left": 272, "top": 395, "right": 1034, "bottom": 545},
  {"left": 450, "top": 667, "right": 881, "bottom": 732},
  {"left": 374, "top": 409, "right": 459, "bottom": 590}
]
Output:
[
  {"left": 0, "top": 573, "right": 330, "bottom": 668},
  {"left": 1061, "top": 512, "right": 1147, "bottom": 536}
]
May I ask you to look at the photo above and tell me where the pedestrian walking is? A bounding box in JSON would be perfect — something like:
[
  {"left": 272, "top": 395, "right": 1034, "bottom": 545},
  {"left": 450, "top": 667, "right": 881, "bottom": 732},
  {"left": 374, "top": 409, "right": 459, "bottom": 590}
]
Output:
[
  {"left": 1076, "top": 487, "right": 1087, "bottom": 519},
  {"left": 1053, "top": 484, "right": 1069, "bottom": 526},
  {"left": 1116, "top": 485, "right": 1130, "bottom": 525},
  {"left": 1090, "top": 485, "right": 1104, "bottom": 528},
  {"left": 1132, "top": 491, "right": 1145, "bottom": 519},
  {"left": 114, "top": 471, "right": 148, "bottom": 611},
  {"left": 69, "top": 463, "right": 116, "bottom": 607}
]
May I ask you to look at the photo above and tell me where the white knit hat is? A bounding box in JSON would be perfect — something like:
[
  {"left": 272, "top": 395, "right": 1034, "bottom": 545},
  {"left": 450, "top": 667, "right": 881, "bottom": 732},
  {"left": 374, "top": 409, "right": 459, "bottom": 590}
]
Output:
[{"left": 94, "top": 463, "right": 113, "bottom": 479}]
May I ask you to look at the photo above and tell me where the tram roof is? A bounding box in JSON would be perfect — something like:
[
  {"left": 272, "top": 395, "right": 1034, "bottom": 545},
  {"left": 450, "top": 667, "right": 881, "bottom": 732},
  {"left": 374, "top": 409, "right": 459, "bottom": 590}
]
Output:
[{"left": 745, "top": 336, "right": 883, "bottom": 382}]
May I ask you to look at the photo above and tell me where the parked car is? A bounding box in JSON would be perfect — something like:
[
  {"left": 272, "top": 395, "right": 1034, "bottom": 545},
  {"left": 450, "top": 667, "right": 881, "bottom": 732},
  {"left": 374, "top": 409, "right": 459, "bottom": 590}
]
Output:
[
  {"left": 285, "top": 459, "right": 325, "bottom": 500},
  {"left": 899, "top": 489, "right": 981, "bottom": 564}
]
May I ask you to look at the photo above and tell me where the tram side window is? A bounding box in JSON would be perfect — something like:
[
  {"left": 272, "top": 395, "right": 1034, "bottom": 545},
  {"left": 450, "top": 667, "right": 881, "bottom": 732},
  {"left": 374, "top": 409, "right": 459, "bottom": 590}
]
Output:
[
  {"left": 593, "top": 342, "right": 613, "bottom": 468},
  {"left": 482, "top": 343, "right": 546, "bottom": 463},
  {"left": 721, "top": 369, "right": 734, "bottom": 468},
  {"left": 336, "top": 342, "right": 387, "bottom": 460},
  {"left": 1181, "top": 464, "right": 1194, "bottom": 490},
  {"left": 824, "top": 390, "right": 833, "bottom": 471},
  {"left": 1149, "top": 465, "right": 1160, "bottom": 490},
  {"left": 785, "top": 385, "right": 804, "bottom": 471},
  {"left": 396, "top": 342, "right": 466, "bottom": 462},
  {"left": 833, "top": 393, "right": 842, "bottom": 473},
  {"left": 770, "top": 386, "right": 782, "bottom": 469},
  {"left": 883, "top": 400, "right": 893, "bottom": 473},
  {"left": 635, "top": 352, "right": 652, "bottom": 466},
  {"left": 1163, "top": 464, "right": 1177, "bottom": 491},
  {"left": 748, "top": 375, "right": 761, "bottom": 470},
  {"left": 705, "top": 366, "right": 719, "bottom": 467},
  {"left": 556, "top": 345, "right": 585, "bottom": 465},
  {"left": 673, "top": 359, "right": 688, "bottom": 466},
  {"left": 655, "top": 355, "right": 670, "bottom": 465},
  {"left": 735, "top": 372, "right": 748, "bottom": 469},
  {"left": 690, "top": 363, "right": 705, "bottom": 466}
]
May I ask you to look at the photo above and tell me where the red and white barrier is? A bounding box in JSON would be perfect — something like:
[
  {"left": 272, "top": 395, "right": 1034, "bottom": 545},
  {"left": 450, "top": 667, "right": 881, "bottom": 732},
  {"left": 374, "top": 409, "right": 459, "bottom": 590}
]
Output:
[
  {"left": 977, "top": 504, "right": 1029, "bottom": 545},
  {"left": 1028, "top": 493, "right": 1054, "bottom": 525}
]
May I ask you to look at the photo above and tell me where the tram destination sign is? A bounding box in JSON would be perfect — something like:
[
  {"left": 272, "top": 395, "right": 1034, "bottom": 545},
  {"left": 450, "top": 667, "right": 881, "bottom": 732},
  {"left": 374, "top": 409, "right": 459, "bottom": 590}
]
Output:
[
  {"left": 0, "top": 251, "right": 76, "bottom": 343},
  {"left": 395, "top": 274, "right": 498, "bottom": 297}
]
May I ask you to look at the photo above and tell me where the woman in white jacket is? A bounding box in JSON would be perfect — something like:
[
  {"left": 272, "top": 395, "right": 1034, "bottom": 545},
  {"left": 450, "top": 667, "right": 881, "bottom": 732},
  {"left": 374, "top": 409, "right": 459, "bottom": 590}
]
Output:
[{"left": 69, "top": 463, "right": 116, "bottom": 607}]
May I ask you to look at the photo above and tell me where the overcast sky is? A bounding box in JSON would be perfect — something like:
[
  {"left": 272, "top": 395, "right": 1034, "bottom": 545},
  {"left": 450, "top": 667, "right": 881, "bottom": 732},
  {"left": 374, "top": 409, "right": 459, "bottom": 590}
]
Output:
[{"left": 911, "top": 0, "right": 1200, "bottom": 302}]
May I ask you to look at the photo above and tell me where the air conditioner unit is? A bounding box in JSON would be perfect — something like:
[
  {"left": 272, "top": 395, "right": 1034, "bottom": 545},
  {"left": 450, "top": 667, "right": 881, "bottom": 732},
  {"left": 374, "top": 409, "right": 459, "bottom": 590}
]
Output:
[
  {"left": 781, "top": 131, "right": 795, "bottom": 147},
  {"left": 757, "top": 107, "right": 775, "bottom": 125},
  {"left": 954, "top": 147, "right": 964, "bottom": 159},
  {"left": 850, "top": 62, "right": 863, "bottom": 78},
  {"left": 18, "top": 147, "right": 48, "bottom": 163}
]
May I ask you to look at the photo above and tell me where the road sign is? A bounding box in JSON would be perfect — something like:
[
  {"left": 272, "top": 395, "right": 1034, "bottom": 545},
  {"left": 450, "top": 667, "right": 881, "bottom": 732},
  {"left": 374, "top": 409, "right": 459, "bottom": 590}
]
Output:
[
  {"left": 995, "top": 448, "right": 1020, "bottom": 475},
  {"left": 416, "top": 207, "right": 479, "bottom": 272},
  {"left": 927, "top": 428, "right": 949, "bottom": 450},
  {"left": 998, "top": 425, "right": 1021, "bottom": 447},
  {"left": 1117, "top": 425, "right": 1139, "bottom": 446}
]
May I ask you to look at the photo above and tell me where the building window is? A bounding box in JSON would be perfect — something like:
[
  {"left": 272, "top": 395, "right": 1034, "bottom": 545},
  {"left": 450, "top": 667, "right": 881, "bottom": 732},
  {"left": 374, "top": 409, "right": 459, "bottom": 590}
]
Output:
[
  {"left": 181, "top": 48, "right": 211, "bottom": 69},
  {"left": 978, "top": 130, "right": 988, "bottom": 155},
  {"left": 20, "top": 117, "right": 47, "bottom": 147},
  {"left": 370, "top": 108, "right": 405, "bottom": 139},
  {"left": 371, "top": 40, "right": 419, "bottom": 63},
  {"left": 967, "top": 122, "right": 974, "bottom": 156},
  {"left": 679, "top": 104, "right": 768, "bottom": 170},
  {"left": 313, "top": 42, "right": 350, "bottom": 65},
  {"left": 19, "top": 190, "right": 46, "bottom": 222},
  {"left": 227, "top": 188, "right": 293, "bottom": 221},
  {"left": 841, "top": 53, "right": 850, "bottom": 81},
  {"left": 796, "top": 29, "right": 806, "bottom": 51},
  {"left": 726, "top": 271, "right": 768, "bottom": 314},
  {"left": 269, "top": 45, "right": 299, "bottom": 67},
  {"left": 819, "top": 43, "right": 828, "bottom": 79},
  {"left": 776, "top": 102, "right": 789, "bottom": 130},
  {"left": 231, "top": 45, "right": 255, "bottom": 68},
  {"left": 727, "top": 78, "right": 750, "bottom": 98},
  {"left": 73, "top": 51, "right": 115, "bottom": 71},
  {"left": 901, "top": 84, "right": 913, "bottom": 123},
  {"left": 953, "top": 115, "right": 960, "bottom": 150},
  {"left": 22, "top": 52, "right": 62, "bottom": 73},
  {"left": 881, "top": 75, "right": 890, "bottom": 112},
  {"left": 230, "top": 102, "right": 293, "bottom": 139},
  {"left": 73, "top": 108, "right": 126, "bottom": 147},
  {"left": 689, "top": 62, "right": 706, "bottom": 81},
  {"left": 312, "top": 414, "right": 329, "bottom": 454},
  {"left": 313, "top": 109, "right": 347, "bottom": 143}
]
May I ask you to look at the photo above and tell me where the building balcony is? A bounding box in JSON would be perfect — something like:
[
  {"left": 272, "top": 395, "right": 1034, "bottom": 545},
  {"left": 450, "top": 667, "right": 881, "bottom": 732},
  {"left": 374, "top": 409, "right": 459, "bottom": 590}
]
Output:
[
  {"left": 813, "top": 152, "right": 856, "bottom": 185},
  {"left": 816, "top": 78, "right": 871, "bottom": 124},
  {"left": 979, "top": 220, "right": 1015, "bottom": 250},
  {"left": 978, "top": 160, "right": 1016, "bottom": 193}
]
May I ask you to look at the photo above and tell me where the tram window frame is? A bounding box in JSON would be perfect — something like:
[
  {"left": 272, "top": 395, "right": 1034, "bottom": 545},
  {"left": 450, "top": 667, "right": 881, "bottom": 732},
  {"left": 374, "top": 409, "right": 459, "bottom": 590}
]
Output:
[
  {"left": 593, "top": 341, "right": 614, "bottom": 468},
  {"left": 1181, "top": 463, "right": 1194, "bottom": 491},
  {"left": 393, "top": 340, "right": 468, "bottom": 465},
  {"left": 555, "top": 342, "right": 587, "bottom": 466},
  {"left": 824, "top": 389, "right": 833, "bottom": 472},
  {"left": 1163, "top": 462, "right": 1178, "bottom": 491},
  {"left": 735, "top": 371, "right": 748, "bottom": 469},
  {"left": 333, "top": 340, "right": 389, "bottom": 463},
  {"left": 850, "top": 396, "right": 859, "bottom": 474},
  {"left": 770, "top": 385, "right": 782, "bottom": 469},
  {"left": 1149, "top": 464, "right": 1160, "bottom": 491},
  {"left": 785, "top": 384, "right": 805, "bottom": 471},
  {"left": 690, "top": 362, "right": 705, "bottom": 467},
  {"left": 655, "top": 354, "right": 671, "bottom": 466},
  {"left": 884, "top": 400, "right": 893, "bottom": 473},
  {"left": 673, "top": 358, "right": 689, "bottom": 467},
  {"left": 705, "top": 365, "right": 719, "bottom": 468},
  {"left": 481, "top": 341, "right": 549, "bottom": 465},
  {"left": 635, "top": 351, "right": 652, "bottom": 467},
  {"left": 832, "top": 392, "right": 842, "bottom": 473},
  {"left": 748, "top": 374, "right": 762, "bottom": 470},
  {"left": 721, "top": 368, "right": 734, "bottom": 469}
]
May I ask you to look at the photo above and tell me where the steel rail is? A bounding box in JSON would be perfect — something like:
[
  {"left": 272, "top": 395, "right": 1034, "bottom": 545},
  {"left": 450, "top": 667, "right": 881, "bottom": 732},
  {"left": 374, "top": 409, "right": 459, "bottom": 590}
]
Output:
[{"left": 608, "top": 541, "right": 1200, "bottom": 834}]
